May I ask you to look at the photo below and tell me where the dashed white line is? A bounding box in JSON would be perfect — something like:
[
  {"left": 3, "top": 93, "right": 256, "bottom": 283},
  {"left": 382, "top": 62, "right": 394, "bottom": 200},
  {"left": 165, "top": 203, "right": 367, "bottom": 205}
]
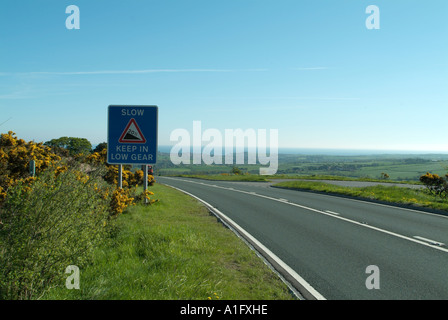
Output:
[{"left": 325, "top": 210, "right": 341, "bottom": 216}]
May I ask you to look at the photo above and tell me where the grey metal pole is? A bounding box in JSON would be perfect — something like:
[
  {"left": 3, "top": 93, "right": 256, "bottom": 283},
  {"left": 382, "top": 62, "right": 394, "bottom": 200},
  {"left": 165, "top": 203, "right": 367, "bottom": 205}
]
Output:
[
  {"left": 118, "top": 164, "right": 123, "bottom": 189},
  {"left": 143, "top": 165, "right": 148, "bottom": 204},
  {"left": 29, "top": 160, "right": 36, "bottom": 177}
]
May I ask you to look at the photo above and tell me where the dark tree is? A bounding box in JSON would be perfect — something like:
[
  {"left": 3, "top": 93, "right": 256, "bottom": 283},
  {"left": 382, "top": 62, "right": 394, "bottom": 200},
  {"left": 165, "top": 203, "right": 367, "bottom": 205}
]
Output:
[{"left": 45, "top": 137, "right": 92, "bottom": 156}]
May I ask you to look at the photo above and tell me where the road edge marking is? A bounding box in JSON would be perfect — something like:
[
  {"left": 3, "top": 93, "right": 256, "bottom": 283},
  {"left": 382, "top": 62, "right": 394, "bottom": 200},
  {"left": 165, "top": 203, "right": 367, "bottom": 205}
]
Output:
[{"left": 164, "top": 183, "right": 326, "bottom": 301}]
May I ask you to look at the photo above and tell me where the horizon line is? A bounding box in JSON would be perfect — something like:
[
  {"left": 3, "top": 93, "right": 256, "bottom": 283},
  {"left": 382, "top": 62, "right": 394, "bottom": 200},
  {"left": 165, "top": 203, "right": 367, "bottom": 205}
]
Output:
[{"left": 158, "top": 145, "right": 448, "bottom": 154}]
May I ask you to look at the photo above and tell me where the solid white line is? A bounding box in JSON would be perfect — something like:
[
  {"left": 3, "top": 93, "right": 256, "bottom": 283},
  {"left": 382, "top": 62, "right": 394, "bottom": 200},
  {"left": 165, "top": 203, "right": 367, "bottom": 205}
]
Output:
[
  {"left": 325, "top": 210, "right": 340, "bottom": 216},
  {"left": 162, "top": 177, "right": 448, "bottom": 254},
  {"left": 413, "top": 236, "right": 445, "bottom": 246},
  {"left": 164, "top": 183, "right": 326, "bottom": 300}
]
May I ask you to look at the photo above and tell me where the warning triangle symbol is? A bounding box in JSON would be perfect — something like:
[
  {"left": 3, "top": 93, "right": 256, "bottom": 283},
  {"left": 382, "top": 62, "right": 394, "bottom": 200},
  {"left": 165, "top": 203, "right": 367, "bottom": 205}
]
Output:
[{"left": 119, "top": 118, "right": 146, "bottom": 143}]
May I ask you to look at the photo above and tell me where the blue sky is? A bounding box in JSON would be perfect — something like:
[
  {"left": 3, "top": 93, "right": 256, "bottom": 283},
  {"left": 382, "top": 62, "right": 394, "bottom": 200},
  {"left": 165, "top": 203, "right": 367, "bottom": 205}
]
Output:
[{"left": 0, "top": 0, "right": 447, "bottom": 152}]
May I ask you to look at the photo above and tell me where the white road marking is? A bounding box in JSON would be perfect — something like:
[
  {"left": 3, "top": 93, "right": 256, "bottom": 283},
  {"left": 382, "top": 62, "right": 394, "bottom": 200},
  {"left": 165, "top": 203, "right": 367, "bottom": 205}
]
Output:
[
  {"left": 325, "top": 210, "right": 340, "bottom": 216},
  {"left": 166, "top": 184, "right": 326, "bottom": 300},
  {"left": 161, "top": 177, "right": 448, "bottom": 254},
  {"left": 413, "top": 236, "right": 445, "bottom": 247}
]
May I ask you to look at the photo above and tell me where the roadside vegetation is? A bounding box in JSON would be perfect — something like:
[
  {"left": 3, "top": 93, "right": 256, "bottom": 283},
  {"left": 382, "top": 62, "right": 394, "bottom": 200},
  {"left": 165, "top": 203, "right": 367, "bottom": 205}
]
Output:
[
  {"left": 0, "top": 132, "right": 153, "bottom": 299},
  {"left": 42, "top": 183, "right": 294, "bottom": 300}
]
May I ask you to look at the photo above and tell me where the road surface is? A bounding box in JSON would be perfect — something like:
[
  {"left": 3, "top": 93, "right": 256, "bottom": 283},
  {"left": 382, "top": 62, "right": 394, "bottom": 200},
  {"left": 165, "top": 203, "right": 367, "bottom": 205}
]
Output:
[{"left": 157, "top": 176, "right": 448, "bottom": 300}]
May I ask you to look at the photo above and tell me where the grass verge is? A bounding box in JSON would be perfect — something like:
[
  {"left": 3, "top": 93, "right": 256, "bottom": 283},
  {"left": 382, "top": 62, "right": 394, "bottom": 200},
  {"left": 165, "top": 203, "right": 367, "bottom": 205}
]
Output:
[
  {"left": 265, "top": 174, "right": 421, "bottom": 184},
  {"left": 43, "top": 183, "right": 294, "bottom": 300},
  {"left": 274, "top": 180, "right": 448, "bottom": 213}
]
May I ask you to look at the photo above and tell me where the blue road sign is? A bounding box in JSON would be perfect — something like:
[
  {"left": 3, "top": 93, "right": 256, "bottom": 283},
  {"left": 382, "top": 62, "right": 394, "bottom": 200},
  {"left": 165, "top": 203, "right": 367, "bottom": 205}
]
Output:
[{"left": 107, "top": 105, "right": 158, "bottom": 164}]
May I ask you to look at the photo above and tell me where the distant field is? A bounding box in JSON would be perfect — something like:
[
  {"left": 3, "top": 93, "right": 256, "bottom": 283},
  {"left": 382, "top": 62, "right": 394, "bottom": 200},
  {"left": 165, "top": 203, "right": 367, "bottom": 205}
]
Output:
[
  {"left": 155, "top": 152, "right": 448, "bottom": 182},
  {"left": 354, "top": 162, "right": 447, "bottom": 180}
]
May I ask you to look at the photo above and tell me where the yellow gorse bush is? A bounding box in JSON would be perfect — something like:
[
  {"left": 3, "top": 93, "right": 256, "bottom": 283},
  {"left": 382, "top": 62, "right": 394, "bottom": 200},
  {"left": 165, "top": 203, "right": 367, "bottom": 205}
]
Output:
[
  {"left": 86, "top": 148, "right": 107, "bottom": 165},
  {"left": 86, "top": 148, "right": 158, "bottom": 213},
  {"left": 110, "top": 188, "right": 135, "bottom": 216},
  {"left": 54, "top": 165, "right": 68, "bottom": 177},
  {"left": 133, "top": 189, "right": 158, "bottom": 205},
  {"left": 88, "top": 149, "right": 154, "bottom": 185},
  {"left": 420, "top": 172, "right": 447, "bottom": 199},
  {"left": 0, "top": 131, "right": 61, "bottom": 206},
  {"left": 0, "top": 131, "right": 157, "bottom": 215}
]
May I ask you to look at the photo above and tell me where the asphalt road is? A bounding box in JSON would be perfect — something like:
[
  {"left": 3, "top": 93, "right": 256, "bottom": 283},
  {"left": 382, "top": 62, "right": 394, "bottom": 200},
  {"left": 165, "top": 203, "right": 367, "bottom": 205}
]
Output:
[{"left": 157, "top": 177, "right": 448, "bottom": 300}]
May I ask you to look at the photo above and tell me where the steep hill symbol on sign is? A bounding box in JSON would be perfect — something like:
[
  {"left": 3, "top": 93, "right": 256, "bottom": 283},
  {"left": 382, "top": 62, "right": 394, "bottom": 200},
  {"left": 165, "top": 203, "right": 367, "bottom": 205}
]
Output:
[{"left": 119, "top": 118, "right": 146, "bottom": 143}]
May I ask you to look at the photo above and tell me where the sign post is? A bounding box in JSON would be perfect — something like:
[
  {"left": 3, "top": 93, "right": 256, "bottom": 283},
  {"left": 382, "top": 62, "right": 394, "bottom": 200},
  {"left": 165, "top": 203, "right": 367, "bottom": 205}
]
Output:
[
  {"left": 118, "top": 164, "right": 123, "bottom": 189},
  {"left": 29, "top": 160, "right": 36, "bottom": 177},
  {"left": 142, "top": 165, "right": 148, "bottom": 204},
  {"left": 107, "top": 105, "right": 158, "bottom": 191}
]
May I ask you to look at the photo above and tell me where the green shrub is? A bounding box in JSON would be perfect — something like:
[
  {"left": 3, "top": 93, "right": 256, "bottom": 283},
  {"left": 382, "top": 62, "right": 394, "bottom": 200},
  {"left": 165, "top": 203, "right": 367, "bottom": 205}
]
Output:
[
  {"left": 419, "top": 172, "right": 447, "bottom": 199},
  {"left": 0, "top": 166, "right": 111, "bottom": 299}
]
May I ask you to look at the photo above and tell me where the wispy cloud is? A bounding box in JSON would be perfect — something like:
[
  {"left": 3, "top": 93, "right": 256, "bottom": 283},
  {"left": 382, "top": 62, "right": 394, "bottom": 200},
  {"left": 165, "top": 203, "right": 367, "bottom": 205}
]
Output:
[
  {"left": 200, "top": 96, "right": 359, "bottom": 101},
  {"left": 278, "top": 96, "right": 359, "bottom": 101},
  {"left": 0, "top": 67, "right": 332, "bottom": 76},
  {"left": 0, "top": 68, "right": 268, "bottom": 76},
  {"left": 292, "top": 67, "right": 329, "bottom": 71},
  {"left": 0, "top": 86, "right": 73, "bottom": 100}
]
